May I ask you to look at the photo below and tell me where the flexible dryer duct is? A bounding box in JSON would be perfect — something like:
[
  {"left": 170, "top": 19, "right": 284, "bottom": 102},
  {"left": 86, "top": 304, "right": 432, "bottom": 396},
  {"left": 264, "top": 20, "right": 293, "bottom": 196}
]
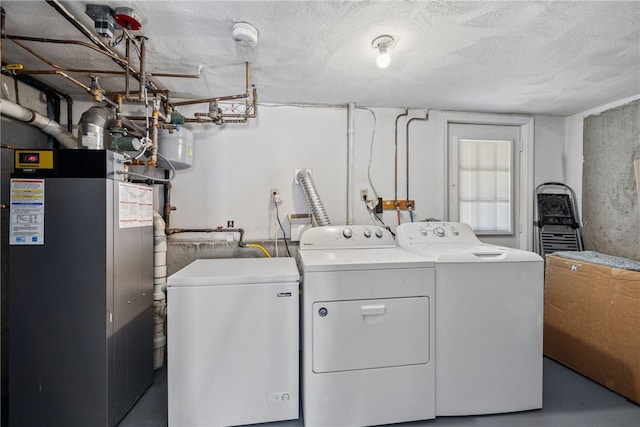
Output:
[
  {"left": 296, "top": 169, "right": 331, "bottom": 226},
  {"left": 0, "top": 98, "right": 77, "bottom": 148}
]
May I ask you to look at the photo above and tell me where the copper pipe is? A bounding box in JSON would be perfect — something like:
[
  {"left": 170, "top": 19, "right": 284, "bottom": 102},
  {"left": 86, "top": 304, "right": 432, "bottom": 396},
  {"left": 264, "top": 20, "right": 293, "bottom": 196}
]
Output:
[
  {"left": 4, "top": 34, "right": 128, "bottom": 63},
  {"left": 183, "top": 85, "right": 257, "bottom": 124},
  {"left": 45, "top": 0, "right": 132, "bottom": 73},
  {"left": 115, "top": 93, "right": 123, "bottom": 128},
  {"left": 147, "top": 71, "right": 201, "bottom": 79},
  {"left": 139, "top": 37, "right": 146, "bottom": 100},
  {"left": 53, "top": 70, "right": 91, "bottom": 92},
  {"left": 125, "top": 36, "right": 131, "bottom": 99},
  {"left": 171, "top": 62, "right": 252, "bottom": 107},
  {"left": 163, "top": 179, "right": 173, "bottom": 233},
  {"left": 150, "top": 109, "right": 159, "bottom": 165},
  {"left": 106, "top": 89, "right": 171, "bottom": 103}
]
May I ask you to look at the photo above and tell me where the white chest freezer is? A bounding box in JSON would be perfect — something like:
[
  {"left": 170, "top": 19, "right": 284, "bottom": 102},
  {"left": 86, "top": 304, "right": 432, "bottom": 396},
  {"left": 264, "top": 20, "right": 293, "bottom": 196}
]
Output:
[{"left": 167, "top": 257, "right": 300, "bottom": 427}]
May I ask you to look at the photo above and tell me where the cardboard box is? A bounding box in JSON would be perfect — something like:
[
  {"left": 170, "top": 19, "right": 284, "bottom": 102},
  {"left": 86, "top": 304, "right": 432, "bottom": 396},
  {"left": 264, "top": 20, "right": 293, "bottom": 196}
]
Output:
[{"left": 544, "top": 254, "right": 640, "bottom": 404}]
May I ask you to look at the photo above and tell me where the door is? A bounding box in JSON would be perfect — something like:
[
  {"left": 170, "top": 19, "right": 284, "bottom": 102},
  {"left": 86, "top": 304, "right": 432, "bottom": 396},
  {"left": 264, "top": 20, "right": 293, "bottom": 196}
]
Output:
[
  {"left": 448, "top": 123, "right": 522, "bottom": 248},
  {"left": 312, "top": 297, "right": 430, "bottom": 373}
]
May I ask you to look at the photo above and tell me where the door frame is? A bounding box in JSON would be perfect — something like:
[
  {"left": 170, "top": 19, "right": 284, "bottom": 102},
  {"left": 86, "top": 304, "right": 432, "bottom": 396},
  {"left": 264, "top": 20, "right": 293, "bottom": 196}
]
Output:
[{"left": 440, "top": 112, "right": 535, "bottom": 251}]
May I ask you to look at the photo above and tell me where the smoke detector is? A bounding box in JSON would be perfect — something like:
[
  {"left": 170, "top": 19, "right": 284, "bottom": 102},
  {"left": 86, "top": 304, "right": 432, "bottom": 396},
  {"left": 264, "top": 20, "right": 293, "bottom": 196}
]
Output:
[
  {"left": 114, "top": 7, "right": 142, "bottom": 30},
  {"left": 232, "top": 22, "right": 258, "bottom": 48}
]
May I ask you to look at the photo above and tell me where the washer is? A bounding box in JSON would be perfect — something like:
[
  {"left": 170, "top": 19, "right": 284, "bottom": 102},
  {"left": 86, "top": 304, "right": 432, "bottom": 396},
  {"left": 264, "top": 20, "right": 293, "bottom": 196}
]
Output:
[
  {"left": 167, "top": 257, "right": 299, "bottom": 427},
  {"left": 298, "top": 225, "right": 436, "bottom": 426},
  {"left": 396, "top": 222, "right": 544, "bottom": 416}
]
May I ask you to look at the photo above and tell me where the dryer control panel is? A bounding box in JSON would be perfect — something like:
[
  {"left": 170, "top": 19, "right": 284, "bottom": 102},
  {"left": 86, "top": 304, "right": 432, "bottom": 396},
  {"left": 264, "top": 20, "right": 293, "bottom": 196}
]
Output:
[
  {"left": 396, "top": 222, "right": 480, "bottom": 245},
  {"left": 299, "top": 225, "right": 395, "bottom": 249}
]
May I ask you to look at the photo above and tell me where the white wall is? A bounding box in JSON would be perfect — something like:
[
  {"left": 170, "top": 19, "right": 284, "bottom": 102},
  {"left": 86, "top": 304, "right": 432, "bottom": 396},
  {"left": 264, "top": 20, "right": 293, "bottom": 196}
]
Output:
[
  {"left": 167, "top": 105, "right": 445, "bottom": 239},
  {"left": 67, "top": 101, "right": 570, "bottom": 241},
  {"left": 533, "top": 115, "right": 566, "bottom": 186}
]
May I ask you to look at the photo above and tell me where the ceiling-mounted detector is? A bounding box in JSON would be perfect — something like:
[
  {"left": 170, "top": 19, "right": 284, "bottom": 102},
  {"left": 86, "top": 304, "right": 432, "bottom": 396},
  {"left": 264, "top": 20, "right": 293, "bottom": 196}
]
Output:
[
  {"left": 232, "top": 22, "right": 258, "bottom": 48},
  {"left": 114, "top": 7, "right": 142, "bottom": 31},
  {"left": 85, "top": 4, "right": 116, "bottom": 38}
]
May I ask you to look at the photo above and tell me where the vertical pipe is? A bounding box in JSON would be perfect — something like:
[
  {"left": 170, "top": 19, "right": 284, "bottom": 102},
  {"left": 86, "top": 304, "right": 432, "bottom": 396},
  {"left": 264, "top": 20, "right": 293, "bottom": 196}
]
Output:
[
  {"left": 394, "top": 109, "right": 409, "bottom": 202},
  {"left": 125, "top": 37, "right": 131, "bottom": 100},
  {"left": 139, "top": 38, "right": 146, "bottom": 101},
  {"left": 151, "top": 109, "right": 159, "bottom": 165},
  {"left": 347, "top": 103, "right": 355, "bottom": 225},
  {"left": 405, "top": 112, "right": 429, "bottom": 200}
]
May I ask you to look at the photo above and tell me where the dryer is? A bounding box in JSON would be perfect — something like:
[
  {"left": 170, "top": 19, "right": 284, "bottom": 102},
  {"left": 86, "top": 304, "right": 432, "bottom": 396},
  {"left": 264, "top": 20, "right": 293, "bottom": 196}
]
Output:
[
  {"left": 298, "top": 225, "right": 436, "bottom": 427},
  {"left": 396, "top": 222, "right": 544, "bottom": 416}
]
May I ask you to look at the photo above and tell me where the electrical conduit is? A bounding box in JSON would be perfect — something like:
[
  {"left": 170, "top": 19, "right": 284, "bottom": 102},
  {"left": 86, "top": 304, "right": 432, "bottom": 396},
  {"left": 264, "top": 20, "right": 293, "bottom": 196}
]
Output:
[
  {"left": 296, "top": 169, "right": 331, "bottom": 226},
  {"left": 347, "top": 102, "right": 355, "bottom": 225}
]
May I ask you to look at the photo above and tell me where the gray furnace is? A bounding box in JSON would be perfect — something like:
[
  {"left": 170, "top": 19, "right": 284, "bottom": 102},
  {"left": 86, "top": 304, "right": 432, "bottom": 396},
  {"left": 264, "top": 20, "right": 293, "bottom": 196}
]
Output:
[{"left": 8, "top": 149, "right": 153, "bottom": 427}]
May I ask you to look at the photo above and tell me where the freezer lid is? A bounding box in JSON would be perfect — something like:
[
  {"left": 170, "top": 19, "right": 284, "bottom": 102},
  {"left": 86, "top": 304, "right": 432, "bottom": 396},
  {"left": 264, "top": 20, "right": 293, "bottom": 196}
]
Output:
[{"left": 168, "top": 257, "right": 300, "bottom": 286}]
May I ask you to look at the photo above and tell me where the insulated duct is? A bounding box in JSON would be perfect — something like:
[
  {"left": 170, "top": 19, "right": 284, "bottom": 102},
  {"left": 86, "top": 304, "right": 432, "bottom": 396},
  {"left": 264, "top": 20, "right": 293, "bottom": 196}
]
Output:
[
  {"left": 296, "top": 169, "right": 331, "bottom": 226},
  {"left": 77, "top": 106, "right": 115, "bottom": 149},
  {"left": 77, "top": 105, "right": 144, "bottom": 150},
  {"left": 0, "top": 98, "right": 77, "bottom": 148}
]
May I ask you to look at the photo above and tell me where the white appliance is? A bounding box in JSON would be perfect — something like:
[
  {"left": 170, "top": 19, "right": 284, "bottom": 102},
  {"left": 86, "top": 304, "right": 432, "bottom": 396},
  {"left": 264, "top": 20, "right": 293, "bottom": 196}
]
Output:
[
  {"left": 167, "top": 257, "right": 299, "bottom": 427},
  {"left": 396, "top": 222, "right": 544, "bottom": 416},
  {"left": 298, "top": 225, "right": 436, "bottom": 427}
]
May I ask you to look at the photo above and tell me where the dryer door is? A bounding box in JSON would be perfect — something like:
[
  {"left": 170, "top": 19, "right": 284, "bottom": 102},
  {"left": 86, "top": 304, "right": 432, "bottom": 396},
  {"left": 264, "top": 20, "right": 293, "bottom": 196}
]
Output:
[{"left": 312, "top": 297, "right": 430, "bottom": 373}]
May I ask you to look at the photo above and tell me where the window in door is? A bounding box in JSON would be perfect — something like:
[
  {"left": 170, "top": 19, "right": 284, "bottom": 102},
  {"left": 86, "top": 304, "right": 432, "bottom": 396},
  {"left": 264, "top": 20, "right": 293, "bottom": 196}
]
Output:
[
  {"left": 458, "top": 138, "right": 512, "bottom": 234},
  {"left": 447, "top": 121, "right": 527, "bottom": 249}
]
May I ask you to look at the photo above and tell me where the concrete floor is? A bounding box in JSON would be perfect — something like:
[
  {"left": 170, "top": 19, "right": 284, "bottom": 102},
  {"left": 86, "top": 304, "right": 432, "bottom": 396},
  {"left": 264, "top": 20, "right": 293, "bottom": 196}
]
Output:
[{"left": 119, "top": 357, "right": 640, "bottom": 426}]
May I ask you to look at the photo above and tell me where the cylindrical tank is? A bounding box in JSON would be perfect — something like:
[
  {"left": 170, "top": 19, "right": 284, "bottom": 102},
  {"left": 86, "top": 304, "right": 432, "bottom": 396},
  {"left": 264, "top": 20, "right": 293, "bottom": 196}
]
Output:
[{"left": 157, "top": 127, "right": 193, "bottom": 170}]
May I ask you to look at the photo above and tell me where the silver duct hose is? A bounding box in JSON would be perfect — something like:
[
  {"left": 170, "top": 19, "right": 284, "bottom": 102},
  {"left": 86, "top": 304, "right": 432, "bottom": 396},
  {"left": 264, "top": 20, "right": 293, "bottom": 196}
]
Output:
[
  {"left": 296, "top": 169, "right": 331, "bottom": 226},
  {"left": 0, "top": 98, "right": 77, "bottom": 148}
]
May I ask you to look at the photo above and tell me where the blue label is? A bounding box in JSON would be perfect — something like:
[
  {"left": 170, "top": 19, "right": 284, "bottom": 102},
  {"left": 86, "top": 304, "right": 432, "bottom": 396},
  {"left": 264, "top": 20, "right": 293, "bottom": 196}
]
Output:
[{"left": 15, "top": 236, "right": 25, "bottom": 243}]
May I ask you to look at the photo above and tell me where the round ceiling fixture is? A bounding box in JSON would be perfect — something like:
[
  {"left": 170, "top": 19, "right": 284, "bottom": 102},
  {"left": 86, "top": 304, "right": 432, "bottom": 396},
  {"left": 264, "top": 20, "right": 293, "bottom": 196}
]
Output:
[{"left": 232, "top": 22, "right": 258, "bottom": 48}]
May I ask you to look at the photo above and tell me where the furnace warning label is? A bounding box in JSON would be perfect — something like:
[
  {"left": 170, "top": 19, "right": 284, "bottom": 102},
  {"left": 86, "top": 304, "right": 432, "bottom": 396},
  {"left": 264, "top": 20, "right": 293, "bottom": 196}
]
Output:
[
  {"left": 119, "top": 183, "right": 153, "bottom": 228},
  {"left": 10, "top": 178, "right": 45, "bottom": 245}
]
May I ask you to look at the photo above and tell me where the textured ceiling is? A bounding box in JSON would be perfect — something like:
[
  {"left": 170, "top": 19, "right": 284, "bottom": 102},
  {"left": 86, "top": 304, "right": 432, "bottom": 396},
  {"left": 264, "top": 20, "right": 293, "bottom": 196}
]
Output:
[{"left": 1, "top": 0, "right": 639, "bottom": 116}]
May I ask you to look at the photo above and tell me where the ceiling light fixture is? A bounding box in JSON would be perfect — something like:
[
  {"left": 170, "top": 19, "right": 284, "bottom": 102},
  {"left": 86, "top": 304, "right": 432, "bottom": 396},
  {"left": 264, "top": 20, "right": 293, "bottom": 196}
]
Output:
[{"left": 372, "top": 35, "right": 394, "bottom": 69}]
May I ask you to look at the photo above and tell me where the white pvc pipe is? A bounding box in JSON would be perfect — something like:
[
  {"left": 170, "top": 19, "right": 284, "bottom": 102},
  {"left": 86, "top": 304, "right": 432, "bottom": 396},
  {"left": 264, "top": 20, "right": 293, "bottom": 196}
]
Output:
[
  {"left": 152, "top": 212, "right": 167, "bottom": 369},
  {"left": 0, "top": 98, "right": 78, "bottom": 148},
  {"left": 347, "top": 102, "right": 355, "bottom": 225}
]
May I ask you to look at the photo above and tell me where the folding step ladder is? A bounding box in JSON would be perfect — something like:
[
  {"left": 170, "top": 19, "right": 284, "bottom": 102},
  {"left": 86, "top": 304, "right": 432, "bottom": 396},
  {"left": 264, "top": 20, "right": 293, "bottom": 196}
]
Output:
[{"left": 534, "top": 182, "right": 584, "bottom": 256}]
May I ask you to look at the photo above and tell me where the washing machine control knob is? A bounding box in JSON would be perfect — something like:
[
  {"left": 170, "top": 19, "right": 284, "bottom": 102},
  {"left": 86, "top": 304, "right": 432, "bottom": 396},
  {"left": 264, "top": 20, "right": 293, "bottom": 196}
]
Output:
[
  {"left": 419, "top": 227, "right": 428, "bottom": 236},
  {"left": 364, "top": 229, "right": 372, "bottom": 238},
  {"left": 451, "top": 228, "right": 459, "bottom": 236},
  {"left": 342, "top": 228, "right": 353, "bottom": 238},
  {"left": 375, "top": 229, "right": 384, "bottom": 238},
  {"left": 434, "top": 226, "right": 445, "bottom": 237}
]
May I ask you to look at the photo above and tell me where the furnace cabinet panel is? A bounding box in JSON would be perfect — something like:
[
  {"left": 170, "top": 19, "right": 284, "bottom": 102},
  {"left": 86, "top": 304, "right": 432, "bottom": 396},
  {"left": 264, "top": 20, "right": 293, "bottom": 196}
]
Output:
[{"left": 9, "top": 177, "right": 153, "bottom": 427}]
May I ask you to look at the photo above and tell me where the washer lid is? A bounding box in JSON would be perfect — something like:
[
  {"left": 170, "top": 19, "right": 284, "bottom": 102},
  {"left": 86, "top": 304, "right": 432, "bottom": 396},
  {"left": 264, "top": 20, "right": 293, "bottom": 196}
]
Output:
[
  {"left": 399, "top": 243, "right": 543, "bottom": 263},
  {"left": 298, "top": 247, "right": 435, "bottom": 271},
  {"left": 168, "top": 257, "right": 299, "bottom": 286}
]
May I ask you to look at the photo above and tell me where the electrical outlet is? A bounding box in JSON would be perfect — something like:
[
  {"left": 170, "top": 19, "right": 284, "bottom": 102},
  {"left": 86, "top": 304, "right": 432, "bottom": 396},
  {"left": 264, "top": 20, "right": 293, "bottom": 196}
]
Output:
[
  {"left": 271, "top": 189, "right": 281, "bottom": 203},
  {"left": 360, "top": 189, "right": 368, "bottom": 201}
]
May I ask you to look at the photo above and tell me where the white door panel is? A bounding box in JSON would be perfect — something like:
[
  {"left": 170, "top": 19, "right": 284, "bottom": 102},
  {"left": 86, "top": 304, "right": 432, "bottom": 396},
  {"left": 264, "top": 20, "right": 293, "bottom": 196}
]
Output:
[{"left": 449, "top": 123, "right": 522, "bottom": 249}]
